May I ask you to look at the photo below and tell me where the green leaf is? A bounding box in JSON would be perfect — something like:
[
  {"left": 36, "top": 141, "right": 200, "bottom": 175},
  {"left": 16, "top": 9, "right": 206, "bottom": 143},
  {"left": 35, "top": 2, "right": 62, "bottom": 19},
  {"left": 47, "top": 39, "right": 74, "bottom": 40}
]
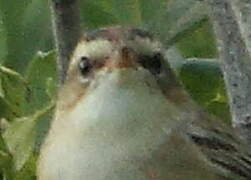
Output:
[
  {"left": 0, "top": 95, "right": 20, "bottom": 121},
  {"left": 0, "top": 134, "right": 10, "bottom": 168},
  {"left": 0, "top": 132, "right": 13, "bottom": 180},
  {"left": 3, "top": 103, "right": 54, "bottom": 171},
  {"left": 79, "top": 1, "right": 118, "bottom": 29},
  {"left": 3, "top": 116, "right": 36, "bottom": 171},
  {"left": 180, "top": 59, "right": 222, "bottom": 102},
  {"left": 137, "top": 0, "right": 209, "bottom": 49},
  {"left": 0, "top": 66, "right": 27, "bottom": 118},
  {"left": 206, "top": 101, "right": 231, "bottom": 124},
  {"left": 0, "top": 14, "right": 7, "bottom": 64},
  {"left": 0, "top": 77, "right": 4, "bottom": 98},
  {"left": 179, "top": 59, "right": 230, "bottom": 123},
  {"left": 138, "top": 0, "right": 169, "bottom": 35},
  {"left": 0, "top": 0, "right": 32, "bottom": 16},
  {"left": 139, "top": 0, "right": 167, "bottom": 24},
  {"left": 164, "top": 0, "right": 207, "bottom": 42},
  {"left": 0, "top": 0, "right": 33, "bottom": 71},
  {"left": 0, "top": 133, "right": 6, "bottom": 151},
  {"left": 24, "top": 51, "right": 57, "bottom": 115},
  {"left": 21, "top": 0, "right": 54, "bottom": 61},
  {"left": 176, "top": 21, "right": 217, "bottom": 58},
  {"left": 80, "top": 0, "right": 142, "bottom": 30},
  {"left": 13, "top": 155, "right": 37, "bottom": 180},
  {"left": 0, "top": 81, "right": 21, "bottom": 120},
  {"left": 0, "top": 97, "right": 11, "bottom": 120},
  {"left": 99, "top": 0, "right": 142, "bottom": 25}
]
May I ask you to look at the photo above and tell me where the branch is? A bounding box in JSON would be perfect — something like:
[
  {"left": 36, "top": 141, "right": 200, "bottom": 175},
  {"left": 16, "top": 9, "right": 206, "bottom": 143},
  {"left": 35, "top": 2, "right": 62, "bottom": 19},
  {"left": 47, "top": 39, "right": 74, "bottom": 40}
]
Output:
[
  {"left": 205, "top": 0, "right": 251, "bottom": 142},
  {"left": 49, "top": 0, "right": 81, "bottom": 85},
  {"left": 230, "top": 0, "right": 251, "bottom": 58}
]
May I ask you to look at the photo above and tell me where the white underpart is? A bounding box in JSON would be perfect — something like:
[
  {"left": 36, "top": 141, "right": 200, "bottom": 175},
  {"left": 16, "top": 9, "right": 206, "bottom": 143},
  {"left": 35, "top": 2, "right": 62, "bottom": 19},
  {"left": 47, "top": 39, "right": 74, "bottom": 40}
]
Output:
[{"left": 38, "top": 68, "right": 182, "bottom": 180}]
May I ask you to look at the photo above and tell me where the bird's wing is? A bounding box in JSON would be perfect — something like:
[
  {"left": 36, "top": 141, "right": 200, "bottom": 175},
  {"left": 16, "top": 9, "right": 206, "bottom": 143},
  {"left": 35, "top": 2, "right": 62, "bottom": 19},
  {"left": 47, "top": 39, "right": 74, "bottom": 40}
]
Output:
[{"left": 185, "top": 123, "right": 251, "bottom": 180}]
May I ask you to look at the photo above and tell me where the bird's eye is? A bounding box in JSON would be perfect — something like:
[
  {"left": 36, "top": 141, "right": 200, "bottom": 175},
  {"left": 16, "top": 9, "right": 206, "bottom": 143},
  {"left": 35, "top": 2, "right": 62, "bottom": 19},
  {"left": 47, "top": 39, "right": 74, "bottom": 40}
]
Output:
[
  {"left": 139, "top": 53, "right": 162, "bottom": 75},
  {"left": 78, "top": 56, "right": 92, "bottom": 76}
]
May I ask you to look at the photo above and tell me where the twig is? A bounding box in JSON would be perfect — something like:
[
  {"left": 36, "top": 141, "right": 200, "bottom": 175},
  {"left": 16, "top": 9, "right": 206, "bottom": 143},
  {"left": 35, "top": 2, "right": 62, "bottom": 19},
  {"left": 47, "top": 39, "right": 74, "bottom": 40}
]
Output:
[
  {"left": 230, "top": 0, "right": 251, "bottom": 58},
  {"left": 49, "top": 0, "right": 81, "bottom": 85},
  {"left": 205, "top": 0, "right": 251, "bottom": 142}
]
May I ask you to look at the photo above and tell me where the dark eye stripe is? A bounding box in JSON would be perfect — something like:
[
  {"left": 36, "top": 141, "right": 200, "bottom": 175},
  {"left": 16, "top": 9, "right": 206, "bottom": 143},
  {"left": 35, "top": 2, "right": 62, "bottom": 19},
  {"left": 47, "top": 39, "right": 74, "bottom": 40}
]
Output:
[{"left": 138, "top": 53, "right": 162, "bottom": 75}]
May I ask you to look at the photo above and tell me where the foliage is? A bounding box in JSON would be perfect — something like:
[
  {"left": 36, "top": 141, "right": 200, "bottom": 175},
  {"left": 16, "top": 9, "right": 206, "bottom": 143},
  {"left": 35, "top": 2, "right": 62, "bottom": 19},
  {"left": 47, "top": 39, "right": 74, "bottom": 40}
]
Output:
[
  {"left": 0, "top": 0, "right": 229, "bottom": 178},
  {"left": 0, "top": 51, "right": 56, "bottom": 179},
  {"left": 180, "top": 59, "right": 230, "bottom": 124}
]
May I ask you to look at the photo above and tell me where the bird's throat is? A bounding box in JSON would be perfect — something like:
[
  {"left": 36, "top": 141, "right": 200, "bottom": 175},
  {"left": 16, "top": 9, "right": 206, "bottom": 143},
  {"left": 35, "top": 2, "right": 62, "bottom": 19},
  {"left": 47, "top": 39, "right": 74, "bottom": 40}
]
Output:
[
  {"left": 55, "top": 68, "right": 179, "bottom": 134},
  {"left": 38, "top": 68, "right": 182, "bottom": 180}
]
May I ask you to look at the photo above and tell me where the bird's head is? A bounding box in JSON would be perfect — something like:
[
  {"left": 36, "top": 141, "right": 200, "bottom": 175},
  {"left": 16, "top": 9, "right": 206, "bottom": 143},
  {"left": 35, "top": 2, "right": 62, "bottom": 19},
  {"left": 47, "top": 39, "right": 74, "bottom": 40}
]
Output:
[{"left": 57, "top": 27, "right": 186, "bottom": 116}]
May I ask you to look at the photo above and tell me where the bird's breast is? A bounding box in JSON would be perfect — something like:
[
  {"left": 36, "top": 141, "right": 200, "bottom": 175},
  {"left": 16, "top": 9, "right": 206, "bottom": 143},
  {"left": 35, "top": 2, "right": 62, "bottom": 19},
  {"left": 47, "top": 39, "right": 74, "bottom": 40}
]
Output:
[{"left": 38, "top": 69, "right": 201, "bottom": 180}]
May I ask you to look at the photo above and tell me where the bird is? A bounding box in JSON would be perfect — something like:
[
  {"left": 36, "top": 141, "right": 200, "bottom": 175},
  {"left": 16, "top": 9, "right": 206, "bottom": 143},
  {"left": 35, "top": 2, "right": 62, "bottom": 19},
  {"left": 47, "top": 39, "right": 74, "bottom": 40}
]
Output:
[{"left": 37, "top": 27, "right": 251, "bottom": 180}]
